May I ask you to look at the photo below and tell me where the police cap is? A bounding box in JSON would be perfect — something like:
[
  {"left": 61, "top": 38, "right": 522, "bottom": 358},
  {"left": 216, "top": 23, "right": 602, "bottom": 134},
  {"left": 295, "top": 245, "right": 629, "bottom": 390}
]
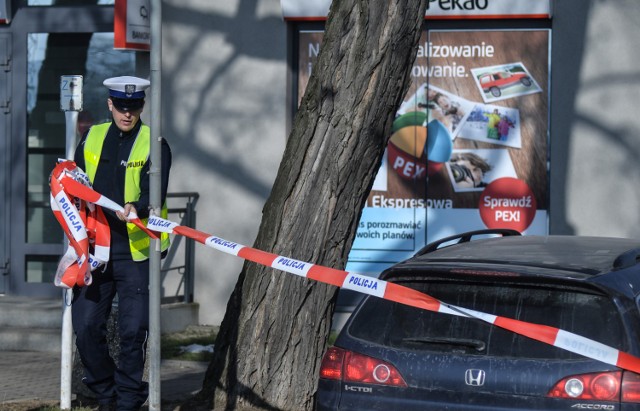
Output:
[{"left": 104, "top": 76, "right": 150, "bottom": 112}]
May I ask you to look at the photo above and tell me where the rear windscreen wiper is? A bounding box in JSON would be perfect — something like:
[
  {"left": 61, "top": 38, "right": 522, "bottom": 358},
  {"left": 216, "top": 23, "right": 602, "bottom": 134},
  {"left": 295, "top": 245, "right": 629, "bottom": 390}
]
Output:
[{"left": 401, "top": 336, "right": 486, "bottom": 352}]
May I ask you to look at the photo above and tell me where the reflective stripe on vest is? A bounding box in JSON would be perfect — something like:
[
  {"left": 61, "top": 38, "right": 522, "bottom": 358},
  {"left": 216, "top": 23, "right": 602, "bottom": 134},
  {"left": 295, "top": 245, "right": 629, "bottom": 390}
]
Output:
[{"left": 84, "top": 123, "right": 170, "bottom": 261}]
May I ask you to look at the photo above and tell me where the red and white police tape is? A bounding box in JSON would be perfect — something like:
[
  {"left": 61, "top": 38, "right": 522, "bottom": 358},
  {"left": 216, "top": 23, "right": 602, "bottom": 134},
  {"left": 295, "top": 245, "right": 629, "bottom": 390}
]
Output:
[
  {"left": 146, "top": 215, "right": 640, "bottom": 375},
  {"left": 49, "top": 160, "right": 157, "bottom": 288},
  {"left": 49, "top": 161, "right": 640, "bottom": 374}
]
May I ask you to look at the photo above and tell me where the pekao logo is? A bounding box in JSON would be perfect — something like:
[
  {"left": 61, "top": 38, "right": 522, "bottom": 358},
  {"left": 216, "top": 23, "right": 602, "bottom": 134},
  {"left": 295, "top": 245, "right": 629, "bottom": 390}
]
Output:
[
  {"left": 427, "top": 0, "right": 489, "bottom": 11},
  {"left": 464, "top": 369, "right": 486, "bottom": 386}
]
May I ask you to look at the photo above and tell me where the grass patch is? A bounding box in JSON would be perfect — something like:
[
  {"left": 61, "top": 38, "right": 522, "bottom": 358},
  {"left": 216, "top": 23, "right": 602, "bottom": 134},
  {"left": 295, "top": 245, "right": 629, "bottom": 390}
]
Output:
[{"left": 161, "top": 325, "right": 217, "bottom": 362}]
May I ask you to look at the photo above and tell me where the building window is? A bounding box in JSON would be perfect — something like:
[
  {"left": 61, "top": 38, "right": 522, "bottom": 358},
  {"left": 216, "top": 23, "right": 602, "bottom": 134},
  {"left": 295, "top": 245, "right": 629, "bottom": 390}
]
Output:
[
  {"left": 26, "top": 32, "right": 134, "bottom": 250},
  {"left": 25, "top": 255, "right": 58, "bottom": 283}
]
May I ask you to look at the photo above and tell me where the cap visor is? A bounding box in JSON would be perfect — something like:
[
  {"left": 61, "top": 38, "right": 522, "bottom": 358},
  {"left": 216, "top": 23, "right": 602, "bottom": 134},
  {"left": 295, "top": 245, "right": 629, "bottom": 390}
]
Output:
[{"left": 111, "top": 98, "right": 144, "bottom": 111}]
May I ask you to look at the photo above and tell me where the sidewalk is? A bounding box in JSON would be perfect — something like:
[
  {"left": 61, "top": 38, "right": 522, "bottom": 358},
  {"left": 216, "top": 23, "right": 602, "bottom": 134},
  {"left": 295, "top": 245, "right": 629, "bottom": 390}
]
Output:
[{"left": 0, "top": 350, "right": 208, "bottom": 409}]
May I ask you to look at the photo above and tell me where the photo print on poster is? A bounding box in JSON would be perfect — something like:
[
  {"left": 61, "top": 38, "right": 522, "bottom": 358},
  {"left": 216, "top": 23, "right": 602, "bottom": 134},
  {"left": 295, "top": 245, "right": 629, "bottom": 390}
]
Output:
[
  {"left": 446, "top": 148, "right": 517, "bottom": 193},
  {"left": 471, "top": 62, "right": 542, "bottom": 103},
  {"left": 398, "top": 83, "right": 475, "bottom": 139},
  {"left": 458, "top": 104, "right": 522, "bottom": 148}
]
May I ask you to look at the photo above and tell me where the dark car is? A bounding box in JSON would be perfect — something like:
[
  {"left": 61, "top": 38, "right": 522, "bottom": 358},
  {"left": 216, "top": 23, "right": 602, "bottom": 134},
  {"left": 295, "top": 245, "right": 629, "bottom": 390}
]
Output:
[{"left": 316, "top": 229, "right": 640, "bottom": 410}]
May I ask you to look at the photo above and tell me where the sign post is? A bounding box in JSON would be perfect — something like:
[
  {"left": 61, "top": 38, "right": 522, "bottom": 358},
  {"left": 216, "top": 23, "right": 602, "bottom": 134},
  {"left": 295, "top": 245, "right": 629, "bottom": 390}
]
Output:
[
  {"left": 149, "top": 1, "right": 162, "bottom": 408},
  {"left": 59, "top": 74, "right": 83, "bottom": 410}
]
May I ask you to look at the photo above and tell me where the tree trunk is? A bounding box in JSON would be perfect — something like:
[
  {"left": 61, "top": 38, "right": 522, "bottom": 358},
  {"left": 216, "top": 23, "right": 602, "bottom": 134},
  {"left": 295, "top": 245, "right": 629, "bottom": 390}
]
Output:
[{"left": 193, "top": 0, "right": 427, "bottom": 409}]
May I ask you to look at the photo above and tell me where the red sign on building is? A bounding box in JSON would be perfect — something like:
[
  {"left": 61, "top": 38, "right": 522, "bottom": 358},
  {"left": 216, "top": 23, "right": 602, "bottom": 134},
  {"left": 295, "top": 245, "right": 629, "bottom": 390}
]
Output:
[{"left": 114, "top": 0, "right": 150, "bottom": 51}]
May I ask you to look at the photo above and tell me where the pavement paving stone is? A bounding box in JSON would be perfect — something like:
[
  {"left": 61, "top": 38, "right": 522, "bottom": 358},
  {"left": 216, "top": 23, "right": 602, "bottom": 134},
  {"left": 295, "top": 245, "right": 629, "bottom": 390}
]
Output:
[{"left": 0, "top": 350, "right": 208, "bottom": 406}]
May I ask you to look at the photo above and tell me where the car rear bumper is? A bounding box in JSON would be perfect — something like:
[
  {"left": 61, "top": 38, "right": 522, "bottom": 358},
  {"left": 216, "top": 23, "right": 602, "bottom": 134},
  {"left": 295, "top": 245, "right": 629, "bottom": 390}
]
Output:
[{"left": 316, "top": 379, "right": 639, "bottom": 411}]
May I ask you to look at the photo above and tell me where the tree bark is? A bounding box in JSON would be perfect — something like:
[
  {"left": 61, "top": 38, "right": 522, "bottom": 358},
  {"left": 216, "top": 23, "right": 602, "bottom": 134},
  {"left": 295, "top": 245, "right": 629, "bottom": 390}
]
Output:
[{"left": 193, "top": 0, "right": 427, "bottom": 409}]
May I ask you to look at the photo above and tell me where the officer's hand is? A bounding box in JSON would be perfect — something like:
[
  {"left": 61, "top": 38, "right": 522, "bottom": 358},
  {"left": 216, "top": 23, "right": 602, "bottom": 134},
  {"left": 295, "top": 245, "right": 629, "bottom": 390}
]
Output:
[{"left": 117, "top": 203, "right": 137, "bottom": 222}]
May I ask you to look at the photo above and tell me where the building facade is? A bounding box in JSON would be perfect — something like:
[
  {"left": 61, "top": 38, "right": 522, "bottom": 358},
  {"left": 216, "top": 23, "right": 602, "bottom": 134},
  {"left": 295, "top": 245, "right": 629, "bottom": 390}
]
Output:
[{"left": 1, "top": 0, "right": 639, "bottom": 326}]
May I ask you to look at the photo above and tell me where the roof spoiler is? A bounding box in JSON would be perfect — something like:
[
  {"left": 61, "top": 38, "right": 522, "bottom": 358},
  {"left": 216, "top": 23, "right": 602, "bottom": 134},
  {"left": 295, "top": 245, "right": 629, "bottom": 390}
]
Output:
[
  {"left": 613, "top": 248, "right": 640, "bottom": 270},
  {"left": 415, "top": 229, "right": 522, "bottom": 256}
]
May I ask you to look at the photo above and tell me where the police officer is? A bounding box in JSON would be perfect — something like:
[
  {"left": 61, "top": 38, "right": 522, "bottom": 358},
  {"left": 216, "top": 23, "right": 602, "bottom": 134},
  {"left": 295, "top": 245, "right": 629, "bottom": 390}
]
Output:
[{"left": 72, "top": 76, "right": 171, "bottom": 411}]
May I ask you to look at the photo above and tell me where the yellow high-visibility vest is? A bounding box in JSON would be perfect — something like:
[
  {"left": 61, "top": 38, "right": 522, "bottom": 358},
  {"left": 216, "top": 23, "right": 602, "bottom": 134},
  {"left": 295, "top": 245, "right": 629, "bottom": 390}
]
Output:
[{"left": 83, "top": 122, "right": 170, "bottom": 261}]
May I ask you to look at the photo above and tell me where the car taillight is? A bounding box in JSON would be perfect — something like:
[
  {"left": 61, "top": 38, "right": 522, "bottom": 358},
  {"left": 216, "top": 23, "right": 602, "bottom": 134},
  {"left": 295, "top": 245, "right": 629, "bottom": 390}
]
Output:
[
  {"left": 548, "top": 371, "right": 621, "bottom": 401},
  {"left": 319, "top": 347, "right": 345, "bottom": 380},
  {"left": 319, "top": 347, "right": 407, "bottom": 387},
  {"left": 622, "top": 371, "right": 640, "bottom": 403}
]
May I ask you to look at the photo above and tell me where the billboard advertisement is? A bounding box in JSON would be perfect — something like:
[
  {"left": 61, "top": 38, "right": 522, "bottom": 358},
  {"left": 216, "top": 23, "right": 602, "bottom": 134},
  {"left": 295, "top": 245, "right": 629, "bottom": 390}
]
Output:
[{"left": 297, "top": 29, "right": 550, "bottom": 276}]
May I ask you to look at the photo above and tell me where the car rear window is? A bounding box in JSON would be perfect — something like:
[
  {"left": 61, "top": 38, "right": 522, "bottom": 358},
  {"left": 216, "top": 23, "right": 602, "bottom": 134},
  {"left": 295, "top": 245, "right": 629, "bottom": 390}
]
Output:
[{"left": 347, "top": 277, "right": 626, "bottom": 360}]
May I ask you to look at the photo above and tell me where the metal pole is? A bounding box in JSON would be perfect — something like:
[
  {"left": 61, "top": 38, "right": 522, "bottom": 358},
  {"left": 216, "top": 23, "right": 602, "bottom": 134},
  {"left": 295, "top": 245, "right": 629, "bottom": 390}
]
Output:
[
  {"left": 60, "top": 289, "right": 73, "bottom": 410},
  {"left": 148, "top": 0, "right": 163, "bottom": 409},
  {"left": 60, "top": 109, "right": 78, "bottom": 410}
]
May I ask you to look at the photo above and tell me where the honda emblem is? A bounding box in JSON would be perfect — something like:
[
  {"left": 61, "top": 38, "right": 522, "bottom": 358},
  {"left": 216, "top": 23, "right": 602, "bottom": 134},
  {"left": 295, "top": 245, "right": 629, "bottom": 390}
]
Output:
[{"left": 465, "top": 369, "right": 486, "bottom": 386}]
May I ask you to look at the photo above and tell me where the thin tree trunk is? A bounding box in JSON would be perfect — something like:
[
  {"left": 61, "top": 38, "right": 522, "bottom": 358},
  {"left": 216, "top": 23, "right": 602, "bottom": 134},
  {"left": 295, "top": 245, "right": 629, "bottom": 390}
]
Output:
[{"left": 192, "top": 0, "right": 428, "bottom": 409}]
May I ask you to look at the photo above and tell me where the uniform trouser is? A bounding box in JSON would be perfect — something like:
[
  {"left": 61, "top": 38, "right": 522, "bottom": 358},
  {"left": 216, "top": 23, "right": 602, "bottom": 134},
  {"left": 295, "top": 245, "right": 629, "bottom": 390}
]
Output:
[{"left": 72, "top": 258, "right": 149, "bottom": 411}]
